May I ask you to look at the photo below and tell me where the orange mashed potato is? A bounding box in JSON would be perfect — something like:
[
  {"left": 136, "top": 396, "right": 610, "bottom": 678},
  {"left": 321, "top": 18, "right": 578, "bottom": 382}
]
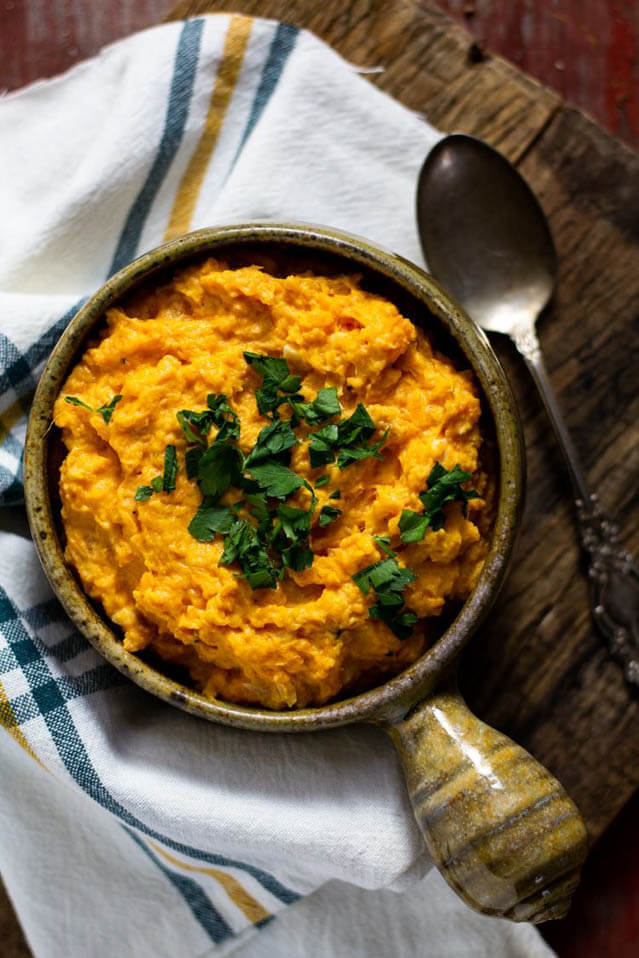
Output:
[{"left": 55, "top": 260, "right": 491, "bottom": 709}]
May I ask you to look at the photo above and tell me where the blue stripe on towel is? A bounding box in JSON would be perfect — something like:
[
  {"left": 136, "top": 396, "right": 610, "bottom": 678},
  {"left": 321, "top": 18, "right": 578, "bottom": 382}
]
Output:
[
  {"left": 108, "top": 18, "right": 204, "bottom": 275},
  {"left": 0, "top": 587, "right": 301, "bottom": 906},
  {"left": 126, "top": 829, "right": 234, "bottom": 945},
  {"left": 230, "top": 22, "right": 298, "bottom": 170}
]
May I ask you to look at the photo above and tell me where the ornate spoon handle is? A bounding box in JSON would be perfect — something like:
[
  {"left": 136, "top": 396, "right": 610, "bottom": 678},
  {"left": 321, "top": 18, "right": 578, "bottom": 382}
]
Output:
[{"left": 513, "top": 325, "right": 639, "bottom": 690}]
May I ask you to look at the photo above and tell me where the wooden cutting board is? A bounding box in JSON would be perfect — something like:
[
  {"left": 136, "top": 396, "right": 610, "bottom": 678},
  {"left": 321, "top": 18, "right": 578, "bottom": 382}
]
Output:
[{"left": 170, "top": 0, "right": 639, "bottom": 843}]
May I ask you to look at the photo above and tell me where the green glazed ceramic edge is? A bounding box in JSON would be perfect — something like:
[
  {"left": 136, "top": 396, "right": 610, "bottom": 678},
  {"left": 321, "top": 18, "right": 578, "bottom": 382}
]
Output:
[{"left": 24, "top": 223, "right": 525, "bottom": 732}]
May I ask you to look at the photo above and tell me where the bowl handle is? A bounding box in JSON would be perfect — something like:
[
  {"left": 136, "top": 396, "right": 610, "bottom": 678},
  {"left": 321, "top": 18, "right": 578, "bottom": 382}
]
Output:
[{"left": 382, "top": 683, "right": 588, "bottom": 922}]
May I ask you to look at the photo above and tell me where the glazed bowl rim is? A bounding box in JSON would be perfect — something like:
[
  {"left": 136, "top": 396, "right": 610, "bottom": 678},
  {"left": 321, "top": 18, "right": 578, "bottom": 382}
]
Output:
[{"left": 24, "top": 222, "right": 524, "bottom": 731}]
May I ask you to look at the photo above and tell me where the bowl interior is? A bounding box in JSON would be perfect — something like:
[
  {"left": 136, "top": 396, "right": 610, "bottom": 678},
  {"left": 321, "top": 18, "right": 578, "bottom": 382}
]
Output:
[{"left": 24, "top": 224, "right": 524, "bottom": 731}]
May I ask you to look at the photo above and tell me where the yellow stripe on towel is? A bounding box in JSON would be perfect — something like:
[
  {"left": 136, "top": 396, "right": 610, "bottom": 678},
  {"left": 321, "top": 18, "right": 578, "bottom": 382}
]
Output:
[
  {"left": 147, "top": 839, "right": 271, "bottom": 924},
  {"left": 0, "top": 679, "right": 43, "bottom": 767},
  {"left": 164, "top": 15, "right": 253, "bottom": 240}
]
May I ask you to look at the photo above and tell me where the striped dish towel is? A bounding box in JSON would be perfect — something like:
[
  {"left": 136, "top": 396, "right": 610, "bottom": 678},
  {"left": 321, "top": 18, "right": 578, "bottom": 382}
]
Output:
[{"left": 0, "top": 15, "right": 554, "bottom": 958}]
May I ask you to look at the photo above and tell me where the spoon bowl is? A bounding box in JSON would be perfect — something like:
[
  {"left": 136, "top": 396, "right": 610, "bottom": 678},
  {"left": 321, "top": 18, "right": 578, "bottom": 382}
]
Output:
[{"left": 417, "top": 133, "right": 557, "bottom": 335}]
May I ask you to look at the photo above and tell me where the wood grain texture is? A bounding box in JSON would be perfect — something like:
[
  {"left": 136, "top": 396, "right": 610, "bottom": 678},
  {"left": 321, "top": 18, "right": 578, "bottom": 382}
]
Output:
[
  {"left": 170, "top": 0, "right": 639, "bottom": 844},
  {"left": 0, "top": 881, "right": 30, "bottom": 958}
]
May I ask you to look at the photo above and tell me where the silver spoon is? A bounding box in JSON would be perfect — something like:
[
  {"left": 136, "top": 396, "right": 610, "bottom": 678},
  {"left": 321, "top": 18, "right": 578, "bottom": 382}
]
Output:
[{"left": 417, "top": 132, "right": 639, "bottom": 689}]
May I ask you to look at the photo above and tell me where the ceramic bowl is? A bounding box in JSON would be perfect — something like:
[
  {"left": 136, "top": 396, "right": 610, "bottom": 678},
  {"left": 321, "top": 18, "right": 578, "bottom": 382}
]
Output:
[{"left": 24, "top": 223, "right": 587, "bottom": 923}]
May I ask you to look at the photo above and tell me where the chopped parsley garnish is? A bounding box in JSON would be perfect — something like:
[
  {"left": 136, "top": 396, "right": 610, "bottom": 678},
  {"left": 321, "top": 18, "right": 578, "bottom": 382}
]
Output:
[
  {"left": 291, "top": 386, "right": 341, "bottom": 426},
  {"left": 219, "top": 519, "right": 279, "bottom": 590},
  {"left": 373, "top": 535, "right": 397, "bottom": 558},
  {"left": 309, "top": 424, "right": 339, "bottom": 468},
  {"left": 247, "top": 462, "right": 306, "bottom": 500},
  {"left": 206, "top": 393, "right": 240, "bottom": 442},
  {"left": 337, "top": 429, "right": 388, "bottom": 470},
  {"left": 176, "top": 409, "right": 210, "bottom": 446},
  {"left": 97, "top": 395, "right": 123, "bottom": 423},
  {"left": 162, "top": 445, "right": 178, "bottom": 493},
  {"left": 308, "top": 403, "right": 388, "bottom": 471},
  {"left": 177, "top": 393, "right": 240, "bottom": 446},
  {"left": 243, "top": 352, "right": 303, "bottom": 417},
  {"left": 135, "top": 356, "right": 468, "bottom": 612},
  {"left": 244, "top": 419, "right": 298, "bottom": 467},
  {"left": 319, "top": 505, "right": 342, "bottom": 527},
  {"left": 353, "top": 557, "right": 417, "bottom": 639},
  {"left": 399, "top": 462, "right": 480, "bottom": 544},
  {"left": 272, "top": 503, "right": 314, "bottom": 571},
  {"left": 397, "top": 510, "right": 429, "bottom": 544},
  {"left": 65, "top": 394, "right": 122, "bottom": 424},
  {"left": 135, "top": 468, "right": 166, "bottom": 502},
  {"left": 197, "top": 442, "right": 243, "bottom": 499},
  {"left": 188, "top": 501, "right": 236, "bottom": 542},
  {"left": 64, "top": 396, "right": 93, "bottom": 412}
]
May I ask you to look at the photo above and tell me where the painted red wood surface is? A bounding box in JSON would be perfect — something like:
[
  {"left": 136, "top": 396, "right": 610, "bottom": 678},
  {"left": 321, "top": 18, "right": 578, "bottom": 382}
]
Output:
[
  {"left": 439, "top": 0, "right": 639, "bottom": 149},
  {"left": 1, "top": 3, "right": 638, "bottom": 957}
]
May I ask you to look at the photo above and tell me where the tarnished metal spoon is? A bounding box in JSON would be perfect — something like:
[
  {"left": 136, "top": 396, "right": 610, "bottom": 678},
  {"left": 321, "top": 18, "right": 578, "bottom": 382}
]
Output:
[{"left": 417, "top": 132, "right": 639, "bottom": 689}]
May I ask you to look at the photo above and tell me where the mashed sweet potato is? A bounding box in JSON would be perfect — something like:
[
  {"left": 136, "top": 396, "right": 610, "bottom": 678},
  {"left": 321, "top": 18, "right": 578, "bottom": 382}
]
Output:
[{"left": 54, "top": 259, "right": 491, "bottom": 709}]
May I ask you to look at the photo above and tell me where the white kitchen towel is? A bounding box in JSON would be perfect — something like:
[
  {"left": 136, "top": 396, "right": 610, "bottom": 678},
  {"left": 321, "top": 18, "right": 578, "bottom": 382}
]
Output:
[{"left": 0, "top": 14, "right": 555, "bottom": 958}]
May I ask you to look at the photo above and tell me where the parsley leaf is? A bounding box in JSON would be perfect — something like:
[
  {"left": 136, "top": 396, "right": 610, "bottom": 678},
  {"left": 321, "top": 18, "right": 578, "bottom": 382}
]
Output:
[
  {"left": 398, "top": 509, "right": 430, "bottom": 544},
  {"left": 177, "top": 409, "right": 211, "bottom": 446},
  {"left": 337, "top": 403, "right": 376, "bottom": 447},
  {"left": 352, "top": 557, "right": 417, "bottom": 639},
  {"left": 135, "top": 486, "right": 153, "bottom": 501},
  {"left": 419, "top": 462, "right": 480, "bottom": 529},
  {"left": 197, "top": 442, "right": 243, "bottom": 499},
  {"left": 308, "top": 404, "right": 388, "bottom": 471},
  {"left": 319, "top": 505, "right": 342, "bottom": 527},
  {"left": 65, "top": 394, "right": 122, "bottom": 423},
  {"left": 292, "top": 387, "right": 341, "bottom": 426},
  {"left": 314, "top": 475, "right": 330, "bottom": 488},
  {"left": 244, "top": 419, "right": 298, "bottom": 468},
  {"left": 309, "top": 424, "right": 339, "bottom": 468},
  {"left": 185, "top": 445, "right": 206, "bottom": 480},
  {"left": 373, "top": 535, "right": 397, "bottom": 557},
  {"left": 337, "top": 427, "right": 388, "bottom": 470},
  {"left": 177, "top": 395, "right": 239, "bottom": 446},
  {"left": 97, "top": 395, "right": 122, "bottom": 423},
  {"left": 272, "top": 504, "right": 314, "bottom": 572},
  {"left": 243, "top": 352, "right": 303, "bottom": 417},
  {"left": 219, "top": 519, "right": 278, "bottom": 589},
  {"left": 399, "top": 462, "right": 480, "bottom": 543},
  {"left": 244, "top": 492, "right": 270, "bottom": 523},
  {"left": 379, "top": 610, "right": 418, "bottom": 640},
  {"left": 188, "top": 501, "right": 236, "bottom": 542},
  {"left": 207, "top": 393, "right": 240, "bottom": 442},
  {"left": 248, "top": 462, "right": 305, "bottom": 499},
  {"left": 162, "top": 445, "right": 178, "bottom": 493},
  {"left": 329, "top": 489, "right": 341, "bottom": 500},
  {"left": 64, "top": 396, "right": 94, "bottom": 412}
]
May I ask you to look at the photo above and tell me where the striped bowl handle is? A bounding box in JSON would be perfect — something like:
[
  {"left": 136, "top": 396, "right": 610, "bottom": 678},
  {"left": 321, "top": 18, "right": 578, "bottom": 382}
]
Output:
[{"left": 384, "top": 685, "right": 588, "bottom": 922}]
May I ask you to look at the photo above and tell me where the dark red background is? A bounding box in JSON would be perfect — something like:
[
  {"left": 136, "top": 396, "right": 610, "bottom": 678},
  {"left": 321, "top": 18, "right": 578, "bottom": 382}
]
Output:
[{"left": 0, "top": 2, "right": 638, "bottom": 956}]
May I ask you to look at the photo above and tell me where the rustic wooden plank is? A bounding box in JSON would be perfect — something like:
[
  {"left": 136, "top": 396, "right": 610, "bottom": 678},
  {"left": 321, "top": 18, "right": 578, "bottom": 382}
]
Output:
[
  {"left": 170, "top": 0, "right": 639, "bottom": 843},
  {"left": 463, "top": 104, "right": 639, "bottom": 836},
  {"left": 0, "top": 882, "right": 30, "bottom": 958}
]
